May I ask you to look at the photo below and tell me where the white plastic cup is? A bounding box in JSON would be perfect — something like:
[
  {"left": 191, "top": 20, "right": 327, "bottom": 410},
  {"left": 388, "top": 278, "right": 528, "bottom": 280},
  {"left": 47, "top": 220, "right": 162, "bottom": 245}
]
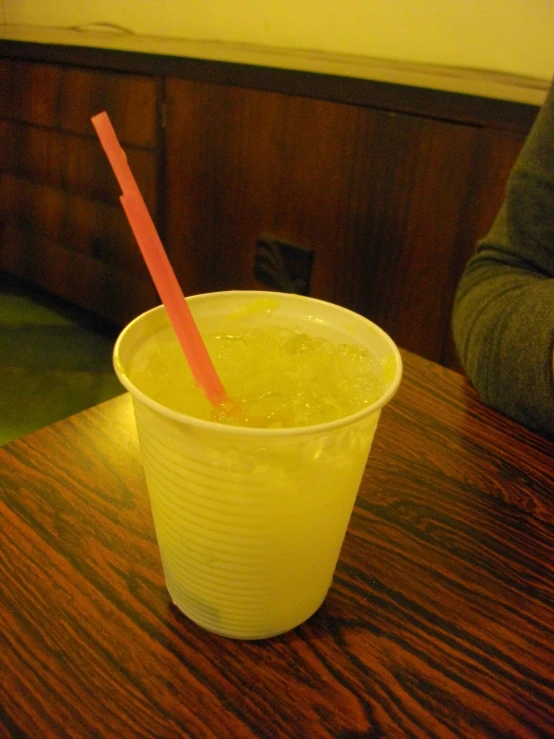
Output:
[{"left": 114, "top": 291, "right": 402, "bottom": 639}]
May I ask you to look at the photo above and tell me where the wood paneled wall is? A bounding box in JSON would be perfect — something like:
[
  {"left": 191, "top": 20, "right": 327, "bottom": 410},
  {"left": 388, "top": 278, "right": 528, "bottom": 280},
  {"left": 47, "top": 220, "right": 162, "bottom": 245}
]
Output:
[
  {"left": 164, "top": 78, "right": 528, "bottom": 364},
  {"left": 0, "top": 49, "right": 535, "bottom": 366},
  {"left": 0, "top": 60, "right": 160, "bottom": 325}
]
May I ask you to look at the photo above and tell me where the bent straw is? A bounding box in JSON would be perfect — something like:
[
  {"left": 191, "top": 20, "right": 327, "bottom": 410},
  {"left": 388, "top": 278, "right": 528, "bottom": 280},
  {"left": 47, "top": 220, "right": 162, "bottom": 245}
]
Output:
[
  {"left": 91, "top": 111, "right": 227, "bottom": 405},
  {"left": 120, "top": 191, "right": 227, "bottom": 403}
]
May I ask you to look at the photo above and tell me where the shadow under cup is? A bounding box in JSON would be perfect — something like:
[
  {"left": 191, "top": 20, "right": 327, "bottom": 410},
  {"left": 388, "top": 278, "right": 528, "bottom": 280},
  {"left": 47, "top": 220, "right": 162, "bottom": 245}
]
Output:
[{"left": 113, "top": 291, "right": 402, "bottom": 639}]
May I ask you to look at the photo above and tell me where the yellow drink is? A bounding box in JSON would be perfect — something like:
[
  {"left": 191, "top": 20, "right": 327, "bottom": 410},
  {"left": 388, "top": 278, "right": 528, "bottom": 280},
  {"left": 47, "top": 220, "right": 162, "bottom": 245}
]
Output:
[
  {"left": 128, "top": 324, "right": 389, "bottom": 428},
  {"left": 114, "top": 292, "right": 402, "bottom": 639}
]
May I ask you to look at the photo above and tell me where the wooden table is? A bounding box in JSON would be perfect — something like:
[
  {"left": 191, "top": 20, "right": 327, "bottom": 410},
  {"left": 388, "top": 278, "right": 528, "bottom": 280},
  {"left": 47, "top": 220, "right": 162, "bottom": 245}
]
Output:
[{"left": 1, "top": 351, "right": 553, "bottom": 738}]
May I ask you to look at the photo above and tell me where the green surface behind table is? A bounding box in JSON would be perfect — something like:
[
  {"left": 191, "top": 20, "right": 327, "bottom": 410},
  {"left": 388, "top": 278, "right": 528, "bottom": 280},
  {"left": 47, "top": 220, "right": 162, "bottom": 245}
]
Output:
[{"left": 0, "top": 275, "right": 124, "bottom": 446}]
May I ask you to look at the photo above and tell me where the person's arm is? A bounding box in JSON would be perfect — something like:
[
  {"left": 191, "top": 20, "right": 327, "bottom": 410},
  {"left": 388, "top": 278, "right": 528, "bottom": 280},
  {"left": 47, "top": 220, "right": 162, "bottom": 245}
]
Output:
[{"left": 452, "top": 80, "right": 554, "bottom": 438}]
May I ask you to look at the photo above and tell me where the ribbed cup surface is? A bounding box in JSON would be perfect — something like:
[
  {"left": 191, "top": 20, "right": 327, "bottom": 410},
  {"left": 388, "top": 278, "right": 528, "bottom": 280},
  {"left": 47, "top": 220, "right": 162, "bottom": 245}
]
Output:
[{"left": 133, "top": 399, "right": 379, "bottom": 639}]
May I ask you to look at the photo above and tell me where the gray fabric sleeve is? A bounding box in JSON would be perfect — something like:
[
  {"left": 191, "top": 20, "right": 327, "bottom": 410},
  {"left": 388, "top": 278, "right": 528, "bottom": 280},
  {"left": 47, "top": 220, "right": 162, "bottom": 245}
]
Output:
[{"left": 452, "top": 80, "right": 554, "bottom": 438}]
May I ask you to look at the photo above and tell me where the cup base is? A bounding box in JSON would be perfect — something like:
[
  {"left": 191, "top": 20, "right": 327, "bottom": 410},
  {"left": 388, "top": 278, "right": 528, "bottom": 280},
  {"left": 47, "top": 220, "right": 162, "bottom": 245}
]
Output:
[{"left": 168, "top": 588, "right": 330, "bottom": 641}]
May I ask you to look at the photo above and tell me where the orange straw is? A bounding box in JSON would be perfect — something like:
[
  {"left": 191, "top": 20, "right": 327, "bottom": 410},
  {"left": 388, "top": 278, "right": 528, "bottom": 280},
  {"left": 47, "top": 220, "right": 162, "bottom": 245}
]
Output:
[{"left": 91, "top": 111, "right": 227, "bottom": 405}]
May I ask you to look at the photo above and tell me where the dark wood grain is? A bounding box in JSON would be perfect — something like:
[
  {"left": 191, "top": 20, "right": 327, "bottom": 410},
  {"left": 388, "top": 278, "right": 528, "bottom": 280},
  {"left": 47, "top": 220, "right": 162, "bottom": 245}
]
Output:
[
  {"left": 0, "top": 173, "right": 149, "bottom": 277},
  {"left": 0, "top": 39, "right": 540, "bottom": 133},
  {"left": 342, "top": 112, "right": 482, "bottom": 362},
  {"left": 0, "top": 58, "right": 62, "bottom": 128},
  {"left": 441, "top": 128, "right": 527, "bottom": 369},
  {"left": 1, "top": 351, "right": 552, "bottom": 738},
  {"left": 58, "top": 66, "right": 158, "bottom": 149},
  {"left": 0, "top": 224, "right": 158, "bottom": 326},
  {"left": 0, "top": 48, "right": 539, "bottom": 365},
  {"left": 0, "top": 58, "right": 160, "bottom": 322},
  {"left": 0, "top": 121, "right": 157, "bottom": 211},
  {"left": 0, "top": 59, "right": 157, "bottom": 147},
  {"left": 165, "top": 78, "right": 363, "bottom": 301},
  {"left": 164, "top": 79, "right": 522, "bottom": 364}
]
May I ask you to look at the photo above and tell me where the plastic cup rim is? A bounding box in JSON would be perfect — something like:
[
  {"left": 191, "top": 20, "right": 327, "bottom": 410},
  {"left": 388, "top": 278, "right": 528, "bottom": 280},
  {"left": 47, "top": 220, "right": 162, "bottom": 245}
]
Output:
[{"left": 113, "top": 290, "right": 403, "bottom": 438}]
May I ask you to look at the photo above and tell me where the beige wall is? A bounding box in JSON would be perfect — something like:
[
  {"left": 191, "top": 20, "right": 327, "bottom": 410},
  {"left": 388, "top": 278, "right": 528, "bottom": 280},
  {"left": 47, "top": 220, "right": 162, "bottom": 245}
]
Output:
[{"left": 3, "top": 0, "right": 554, "bottom": 81}]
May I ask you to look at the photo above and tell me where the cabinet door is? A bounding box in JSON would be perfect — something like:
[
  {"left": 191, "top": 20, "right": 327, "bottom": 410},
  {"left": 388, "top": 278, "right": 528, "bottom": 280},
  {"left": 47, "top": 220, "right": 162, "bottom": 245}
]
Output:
[
  {"left": 164, "top": 77, "right": 363, "bottom": 303},
  {"left": 342, "top": 109, "right": 486, "bottom": 363},
  {"left": 0, "top": 60, "right": 160, "bottom": 325},
  {"left": 166, "top": 78, "right": 517, "bottom": 363}
]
